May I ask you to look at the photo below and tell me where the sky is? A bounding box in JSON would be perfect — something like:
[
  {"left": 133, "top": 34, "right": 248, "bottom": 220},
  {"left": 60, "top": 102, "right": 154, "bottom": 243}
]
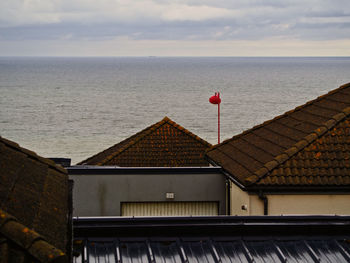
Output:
[{"left": 1, "top": 0, "right": 350, "bottom": 56}]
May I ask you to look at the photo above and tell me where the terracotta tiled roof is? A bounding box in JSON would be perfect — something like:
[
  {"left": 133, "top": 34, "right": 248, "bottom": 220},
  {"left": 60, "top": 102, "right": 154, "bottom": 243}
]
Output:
[
  {"left": 78, "top": 117, "right": 212, "bottom": 167},
  {"left": 206, "top": 83, "right": 350, "bottom": 188},
  {"left": 0, "top": 136, "right": 69, "bottom": 258},
  {"left": 0, "top": 209, "right": 66, "bottom": 262}
]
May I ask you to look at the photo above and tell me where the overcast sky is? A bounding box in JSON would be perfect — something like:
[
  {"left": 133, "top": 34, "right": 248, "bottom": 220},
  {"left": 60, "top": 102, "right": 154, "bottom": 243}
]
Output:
[{"left": 1, "top": 0, "right": 350, "bottom": 56}]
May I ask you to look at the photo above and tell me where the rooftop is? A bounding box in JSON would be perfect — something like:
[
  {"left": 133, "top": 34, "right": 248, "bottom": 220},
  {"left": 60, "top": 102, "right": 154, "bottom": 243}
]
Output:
[
  {"left": 0, "top": 136, "right": 70, "bottom": 261},
  {"left": 78, "top": 116, "right": 212, "bottom": 167},
  {"left": 0, "top": 209, "right": 66, "bottom": 262},
  {"left": 73, "top": 215, "right": 350, "bottom": 263},
  {"left": 206, "top": 83, "right": 350, "bottom": 189}
]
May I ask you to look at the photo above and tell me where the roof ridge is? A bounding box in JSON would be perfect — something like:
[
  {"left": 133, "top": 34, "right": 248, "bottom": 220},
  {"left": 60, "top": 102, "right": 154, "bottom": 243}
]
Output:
[
  {"left": 0, "top": 209, "right": 66, "bottom": 262},
  {"left": 163, "top": 118, "right": 212, "bottom": 148},
  {"left": 207, "top": 82, "right": 350, "bottom": 152},
  {"left": 98, "top": 116, "right": 212, "bottom": 165},
  {"left": 244, "top": 106, "right": 350, "bottom": 185},
  {"left": 0, "top": 136, "right": 67, "bottom": 174}
]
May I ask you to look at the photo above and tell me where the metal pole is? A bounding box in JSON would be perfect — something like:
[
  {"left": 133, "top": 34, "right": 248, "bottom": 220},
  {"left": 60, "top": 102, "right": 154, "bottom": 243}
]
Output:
[{"left": 218, "top": 102, "right": 220, "bottom": 144}]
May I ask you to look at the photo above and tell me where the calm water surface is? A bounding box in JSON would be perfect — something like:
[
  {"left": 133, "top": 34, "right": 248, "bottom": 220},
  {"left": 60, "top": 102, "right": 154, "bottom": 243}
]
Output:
[{"left": 0, "top": 57, "right": 349, "bottom": 164}]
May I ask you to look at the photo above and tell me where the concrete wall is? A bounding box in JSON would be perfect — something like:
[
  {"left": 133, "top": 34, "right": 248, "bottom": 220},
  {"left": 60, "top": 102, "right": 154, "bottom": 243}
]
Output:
[
  {"left": 70, "top": 172, "right": 226, "bottom": 216},
  {"left": 230, "top": 182, "right": 350, "bottom": 215}
]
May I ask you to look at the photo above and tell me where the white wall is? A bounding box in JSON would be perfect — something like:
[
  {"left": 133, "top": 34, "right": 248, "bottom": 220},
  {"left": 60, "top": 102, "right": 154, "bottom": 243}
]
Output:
[
  {"left": 230, "top": 182, "right": 350, "bottom": 215},
  {"left": 267, "top": 194, "right": 350, "bottom": 215},
  {"left": 230, "top": 181, "right": 250, "bottom": 215}
]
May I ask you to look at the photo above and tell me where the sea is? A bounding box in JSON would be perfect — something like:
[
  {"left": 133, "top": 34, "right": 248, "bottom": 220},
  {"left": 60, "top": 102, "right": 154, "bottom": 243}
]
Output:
[{"left": 0, "top": 57, "right": 349, "bottom": 164}]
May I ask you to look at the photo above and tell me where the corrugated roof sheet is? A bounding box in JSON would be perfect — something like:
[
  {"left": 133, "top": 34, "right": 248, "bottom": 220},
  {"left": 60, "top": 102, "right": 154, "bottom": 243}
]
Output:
[
  {"left": 206, "top": 82, "right": 350, "bottom": 188},
  {"left": 73, "top": 216, "right": 350, "bottom": 263},
  {"left": 0, "top": 136, "right": 69, "bottom": 262},
  {"left": 73, "top": 238, "right": 350, "bottom": 263},
  {"left": 78, "top": 117, "right": 212, "bottom": 167}
]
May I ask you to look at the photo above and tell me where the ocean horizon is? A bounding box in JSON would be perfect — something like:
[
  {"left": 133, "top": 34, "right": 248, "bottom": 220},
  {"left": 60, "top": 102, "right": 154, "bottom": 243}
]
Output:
[{"left": 1, "top": 56, "right": 349, "bottom": 164}]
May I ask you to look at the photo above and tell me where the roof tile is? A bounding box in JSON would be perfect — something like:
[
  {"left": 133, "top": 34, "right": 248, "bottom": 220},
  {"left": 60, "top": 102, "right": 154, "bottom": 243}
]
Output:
[
  {"left": 314, "top": 126, "right": 328, "bottom": 137},
  {"left": 291, "top": 110, "right": 329, "bottom": 126},
  {"left": 326, "top": 91, "right": 350, "bottom": 103},
  {"left": 264, "top": 160, "right": 279, "bottom": 172},
  {"left": 218, "top": 143, "right": 262, "bottom": 173},
  {"left": 343, "top": 107, "right": 350, "bottom": 115},
  {"left": 332, "top": 112, "right": 347, "bottom": 122},
  {"left": 29, "top": 239, "right": 66, "bottom": 263},
  {"left": 0, "top": 220, "right": 41, "bottom": 250},
  {"left": 303, "top": 104, "right": 339, "bottom": 118},
  {"left": 324, "top": 118, "right": 337, "bottom": 129},
  {"left": 0, "top": 136, "right": 69, "bottom": 257},
  {"left": 274, "top": 153, "right": 289, "bottom": 165},
  {"left": 277, "top": 116, "right": 319, "bottom": 134},
  {"left": 285, "top": 146, "right": 299, "bottom": 157},
  {"left": 294, "top": 139, "right": 309, "bottom": 151},
  {"left": 263, "top": 122, "right": 307, "bottom": 141},
  {"left": 208, "top": 150, "right": 252, "bottom": 183},
  {"left": 231, "top": 138, "right": 275, "bottom": 164},
  {"left": 304, "top": 133, "right": 318, "bottom": 143},
  {"left": 79, "top": 117, "right": 211, "bottom": 167},
  {"left": 242, "top": 133, "right": 286, "bottom": 156},
  {"left": 206, "top": 82, "right": 350, "bottom": 187},
  {"left": 253, "top": 128, "right": 296, "bottom": 148},
  {"left": 0, "top": 209, "right": 66, "bottom": 263}
]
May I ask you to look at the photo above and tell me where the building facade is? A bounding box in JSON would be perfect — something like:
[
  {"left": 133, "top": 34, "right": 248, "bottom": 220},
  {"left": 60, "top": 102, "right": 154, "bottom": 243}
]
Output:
[
  {"left": 69, "top": 167, "right": 227, "bottom": 216},
  {"left": 207, "top": 83, "right": 350, "bottom": 215}
]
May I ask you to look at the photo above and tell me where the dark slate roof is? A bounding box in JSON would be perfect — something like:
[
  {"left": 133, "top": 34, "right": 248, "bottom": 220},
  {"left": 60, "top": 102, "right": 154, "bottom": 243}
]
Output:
[
  {"left": 73, "top": 216, "right": 350, "bottom": 263},
  {"left": 0, "top": 136, "right": 69, "bottom": 260},
  {"left": 206, "top": 83, "right": 350, "bottom": 188},
  {"left": 78, "top": 117, "right": 212, "bottom": 167}
]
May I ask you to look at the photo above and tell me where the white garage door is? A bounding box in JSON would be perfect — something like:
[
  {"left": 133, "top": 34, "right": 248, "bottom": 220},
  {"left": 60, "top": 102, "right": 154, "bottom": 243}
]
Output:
[{"left": 121, "top": 201, "right": 219, "bottom": 216}]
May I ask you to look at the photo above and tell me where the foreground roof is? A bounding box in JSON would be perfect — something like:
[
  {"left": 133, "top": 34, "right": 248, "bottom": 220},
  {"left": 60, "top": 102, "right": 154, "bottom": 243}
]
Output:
[
  {"left": 0, "top": 209, "right": 66, "bottom": 262},
  {"left": 0, "top": 136, "right": 69, "bottom": 261},
  {"left": 73, "top": 216, "right": 350, "bottom": 263},
  {"left": 206, "top": 83, "right": 350, "bottom": 188},
  {"left": 78, "top": 117, "right": 212, "bottom": 167}
]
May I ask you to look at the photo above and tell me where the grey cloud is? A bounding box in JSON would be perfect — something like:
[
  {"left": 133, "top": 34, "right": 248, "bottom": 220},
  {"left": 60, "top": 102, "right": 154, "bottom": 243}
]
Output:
[{"left": 0, "top": 0, "right": 349, "bottom": 42}]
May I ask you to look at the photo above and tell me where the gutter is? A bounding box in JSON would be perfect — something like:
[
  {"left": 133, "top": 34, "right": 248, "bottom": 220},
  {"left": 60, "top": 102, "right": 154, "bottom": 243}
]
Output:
[
  {"left": 207, "top": 156, "right": 350, "bottom": 193},
  {"left": 73, "top": 215, "right": 350, "bottom": 238},
  {"left": 68, "top": 166, "right": 222, "bottom": 175},
  {"left": 247, "top": 186, "right": 350, "bottom": 193},
  {"left": 226, "top": 179, "right": 231, "bottom": 215},
  {"left": 258, "top": 190, "right": 268, "bottom": 215}
]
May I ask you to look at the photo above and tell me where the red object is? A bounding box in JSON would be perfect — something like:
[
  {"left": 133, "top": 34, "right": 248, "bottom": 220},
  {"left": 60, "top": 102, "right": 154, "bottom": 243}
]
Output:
[
  {"left": 209, "top": 93, "right": 221, "bottom": 104},
  {"left": 209, "top": 92, "right": 221, "bottom": 144}
]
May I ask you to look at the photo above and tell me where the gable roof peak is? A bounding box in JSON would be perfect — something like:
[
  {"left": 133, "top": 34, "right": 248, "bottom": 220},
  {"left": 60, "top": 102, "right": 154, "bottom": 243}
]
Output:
[
  {"left": 79, "top": 116, "right": 212, "bottom": 166},
  {"left": 162, "top": 116, "right": 171, "bottom": 122}
]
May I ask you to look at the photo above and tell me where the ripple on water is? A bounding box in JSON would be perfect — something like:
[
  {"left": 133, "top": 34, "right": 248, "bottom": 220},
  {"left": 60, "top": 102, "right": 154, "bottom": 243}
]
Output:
[{"left": 0, "top": 57, "right": 349, "bottom": 164}]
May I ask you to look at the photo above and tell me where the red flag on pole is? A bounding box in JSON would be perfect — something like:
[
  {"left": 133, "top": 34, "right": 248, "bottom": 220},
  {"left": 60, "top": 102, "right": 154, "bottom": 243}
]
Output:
[{"left": 209, "top": 92, "right": 221, "bottom": 144}]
